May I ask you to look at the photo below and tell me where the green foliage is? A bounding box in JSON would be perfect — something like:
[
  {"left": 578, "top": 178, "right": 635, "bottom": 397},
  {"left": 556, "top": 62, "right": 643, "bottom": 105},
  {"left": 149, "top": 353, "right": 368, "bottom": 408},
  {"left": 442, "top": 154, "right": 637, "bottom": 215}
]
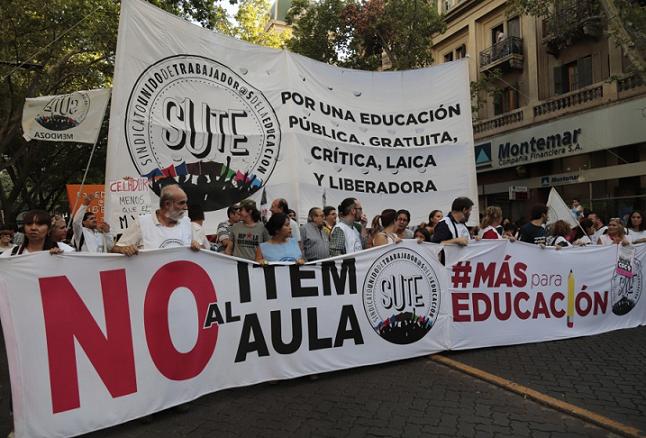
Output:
[
  {"left": 287, "top": 0, "right": 445, "bottom": 71},
  {"left": 232, "top": 0, "right": 292, "bottom": 48},
  {"left": 0, "top": 0, "right": 236, "bottom": 222},
  {"left": 470, "top": 69, "right": 503, "bottom": 119}
]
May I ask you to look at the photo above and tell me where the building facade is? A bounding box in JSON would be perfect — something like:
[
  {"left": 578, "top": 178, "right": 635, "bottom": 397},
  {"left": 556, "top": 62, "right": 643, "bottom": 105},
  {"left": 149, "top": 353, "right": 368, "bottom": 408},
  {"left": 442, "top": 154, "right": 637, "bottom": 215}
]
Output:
[{"left": 432, "top": 0, "right": 646, "bottom": 222}]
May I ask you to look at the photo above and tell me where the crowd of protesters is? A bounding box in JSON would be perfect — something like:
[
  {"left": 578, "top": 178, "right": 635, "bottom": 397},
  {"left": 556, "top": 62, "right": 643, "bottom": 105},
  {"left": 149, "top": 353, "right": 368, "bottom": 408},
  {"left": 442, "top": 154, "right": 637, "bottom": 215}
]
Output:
[{"left": 1, "top": 184, "right": 645, "bottom": 261}]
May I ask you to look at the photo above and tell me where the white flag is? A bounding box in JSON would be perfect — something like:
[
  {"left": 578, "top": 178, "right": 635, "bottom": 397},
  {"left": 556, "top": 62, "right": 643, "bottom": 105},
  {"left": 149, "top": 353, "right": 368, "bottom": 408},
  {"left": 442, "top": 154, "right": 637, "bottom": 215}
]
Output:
[
  {"left": 22, "top": 88, "right": 111, "bottom": 144},
  {"left": 546, "top": 187, "right": 578, "bottom": 227}
]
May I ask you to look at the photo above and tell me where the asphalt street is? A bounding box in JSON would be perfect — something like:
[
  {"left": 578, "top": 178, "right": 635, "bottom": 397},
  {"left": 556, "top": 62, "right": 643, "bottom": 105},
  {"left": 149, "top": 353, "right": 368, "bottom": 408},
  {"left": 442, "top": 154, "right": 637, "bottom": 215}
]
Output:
[{"left": 1, "top": 326, "right": 644, "bottom": 437}]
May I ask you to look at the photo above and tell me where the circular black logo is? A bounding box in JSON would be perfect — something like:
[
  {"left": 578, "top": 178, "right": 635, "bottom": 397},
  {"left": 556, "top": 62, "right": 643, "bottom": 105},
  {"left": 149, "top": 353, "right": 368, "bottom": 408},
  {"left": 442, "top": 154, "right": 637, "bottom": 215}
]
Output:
[
  {"left": 36, "top": 91, "right": 90, "bottom": 131},
  {"left": 611, "top": 258, "right": 642, "bottom": 315},
  {"left": 362, "top": 247, "right": 441, "bottom": 344},
  {"left": 124, "top": 55, "right": 280, "bottom": 211}
]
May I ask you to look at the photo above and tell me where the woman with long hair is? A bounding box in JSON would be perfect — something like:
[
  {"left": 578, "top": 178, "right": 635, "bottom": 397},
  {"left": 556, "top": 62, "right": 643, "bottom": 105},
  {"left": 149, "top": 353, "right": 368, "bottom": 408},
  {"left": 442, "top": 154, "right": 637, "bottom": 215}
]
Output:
[
  {"left": 478, "top": 206, "right": 503, "bottom": 239},
  {"left": 597, "top": 217, "right": 629, "bottom": 246},
  {"left": 425, "top": 210, "right": 443, "bottom": 236},
  {"left": 372, "top": 209, "right": 401, "bottom": 247},
  {"left": 627, "top": 210, "right": 646, "bottom": 244},
  {"left": 256, "top": 212, "right": 304, "bottom": 264},
  {"left": 1, "top": 210, "right": 72, "bottom": 256},
  {"left": 546, "top": 220, "right": 572, "bottom": 247}
]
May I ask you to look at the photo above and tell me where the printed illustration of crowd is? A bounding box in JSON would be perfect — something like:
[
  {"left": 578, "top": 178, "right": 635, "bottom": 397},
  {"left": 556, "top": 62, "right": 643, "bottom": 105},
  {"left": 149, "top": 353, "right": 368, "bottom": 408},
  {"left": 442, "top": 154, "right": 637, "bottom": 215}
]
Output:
[{"left": 1, "top": 184, "right": 645, "bottom": 260}]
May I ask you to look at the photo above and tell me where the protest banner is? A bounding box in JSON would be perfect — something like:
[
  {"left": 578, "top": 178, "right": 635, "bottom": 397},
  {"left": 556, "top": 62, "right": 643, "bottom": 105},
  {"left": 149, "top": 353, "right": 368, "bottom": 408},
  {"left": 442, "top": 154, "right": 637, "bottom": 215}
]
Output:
[
  {"left": 0, "top": 241, "right": 449, "bottom": 437},
  {"left": 105, "top": 178, "right": 154, "bottom": 231},
  {"left": 1, "top": 240, "right": 645, "bottom": 436},
  {"left": 22, "top": 89, "right": 110, "bottom": 144},
  {"left": 105, "top": 0, "right": 478, "bottom": 234},
  {"left": 444, "top": 241, "right": 646, "bottom": 350},
  {"left": 65, "top": 185, "right": 105, "bottom": 223}
]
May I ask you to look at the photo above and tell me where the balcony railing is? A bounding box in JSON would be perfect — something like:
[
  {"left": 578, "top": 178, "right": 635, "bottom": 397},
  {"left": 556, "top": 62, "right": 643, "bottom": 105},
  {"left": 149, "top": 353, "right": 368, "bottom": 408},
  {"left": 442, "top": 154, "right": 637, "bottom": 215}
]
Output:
[
  {"left": 532, "top": 84, "right": 603, "bottom": 117},
  {"left": 479, "top": 36, "right": 523, "bottom": 71},
  {"left": 617, "top": 73, "right": 644, "bottom": 92},
  {"left": 473, "top": 109, "right": 524, "bottom": 134}
]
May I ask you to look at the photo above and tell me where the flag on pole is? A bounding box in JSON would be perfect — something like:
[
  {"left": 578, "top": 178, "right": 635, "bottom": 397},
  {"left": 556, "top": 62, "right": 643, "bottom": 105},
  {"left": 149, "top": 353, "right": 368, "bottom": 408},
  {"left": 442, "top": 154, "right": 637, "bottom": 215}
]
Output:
[
  {"left": 546, "top": 187, "right": 578, "bottom": 227},
  {"left": 22, "top": 88, "right": 111, "bottom": 144}
]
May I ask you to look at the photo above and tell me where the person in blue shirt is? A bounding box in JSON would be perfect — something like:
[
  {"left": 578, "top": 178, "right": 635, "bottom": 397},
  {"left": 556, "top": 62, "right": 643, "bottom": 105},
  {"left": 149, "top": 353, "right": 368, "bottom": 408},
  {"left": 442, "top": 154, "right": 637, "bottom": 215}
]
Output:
[{"left": 256, "top": 212, "right": 305, "bottom": 264}]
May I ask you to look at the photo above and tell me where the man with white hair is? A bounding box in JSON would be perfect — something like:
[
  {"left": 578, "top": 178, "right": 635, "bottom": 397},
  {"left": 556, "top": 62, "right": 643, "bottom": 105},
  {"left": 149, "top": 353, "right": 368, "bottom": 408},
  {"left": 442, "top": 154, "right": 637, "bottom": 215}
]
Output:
[{"left": 112, "top": 184, "right": 201, "bottom": 255}]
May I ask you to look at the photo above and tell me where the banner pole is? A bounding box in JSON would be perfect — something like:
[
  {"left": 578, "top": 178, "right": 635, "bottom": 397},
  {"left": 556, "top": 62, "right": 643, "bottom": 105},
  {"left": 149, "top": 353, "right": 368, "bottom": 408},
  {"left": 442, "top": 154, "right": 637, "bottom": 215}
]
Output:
[{"left": 66, "top": 139, "right": 99, "bottom": 229}]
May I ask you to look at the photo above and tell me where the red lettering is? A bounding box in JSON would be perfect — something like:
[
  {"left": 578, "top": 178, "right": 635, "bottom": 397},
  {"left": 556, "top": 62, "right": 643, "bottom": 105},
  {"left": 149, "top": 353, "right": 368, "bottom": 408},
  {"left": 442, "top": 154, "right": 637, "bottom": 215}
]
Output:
[
  {"left": 532, "top": 292, "right": 550, "bottom": 319},
  {"left": 513, "top": 262, "right": 527, "bottom": 287},
  {"left": 513, "top": 292, "right": 530, "bottom": 320},
  {"left": 472, "top": 293, "right": 491, "bottom": 321},
  {"left": 593, "top": 291, "right": 608, "bottom": 315},
  {"left": 451, "top": 292, "right": 471, "bottom": 322},
  {"left": 576, "top": 292, "right": 592, "bottom": 316},
  {"left": 550, "top": 292, "right": 565, "bottom": 318},
  {"left": 493, "top": 292, "right": 512, "bottom": 320},
  {"left": 473, "top": 263, "right": 495, "bottom": 288},
  {"left": 144, "top": 261, "right": 218, "bottom": 380},
  {"left": 40, "top": 269, "right": 136, "bottom": 413}
]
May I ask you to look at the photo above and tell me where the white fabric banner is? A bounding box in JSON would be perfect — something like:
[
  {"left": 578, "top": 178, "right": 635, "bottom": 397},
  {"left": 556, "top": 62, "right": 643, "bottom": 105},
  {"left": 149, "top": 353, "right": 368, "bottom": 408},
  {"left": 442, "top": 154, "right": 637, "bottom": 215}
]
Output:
[
  {"left": 546, "top": 187, "right": 578, "bottom": 227},
  {"left": 0, "top": 241, "right": 449, "bottom": 438},
  {"left": 444, "top": 241, "right": 646, "bottom": 350},
  {"left": 105, "top": 0, "right": 478, "bottom": 234},
  {"left": 22, "top": 89, "right": 110, "bottom": 144}
]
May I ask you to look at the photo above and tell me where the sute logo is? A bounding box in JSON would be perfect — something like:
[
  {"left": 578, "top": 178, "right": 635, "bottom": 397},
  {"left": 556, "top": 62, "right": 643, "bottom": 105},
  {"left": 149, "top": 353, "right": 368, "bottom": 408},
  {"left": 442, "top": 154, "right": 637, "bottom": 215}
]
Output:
[
  {"left": 36, "top": 92, "right": 90, "bottom": 131},
  {"left": 362, "top": 248, "right": 441, "bottom": 345}
]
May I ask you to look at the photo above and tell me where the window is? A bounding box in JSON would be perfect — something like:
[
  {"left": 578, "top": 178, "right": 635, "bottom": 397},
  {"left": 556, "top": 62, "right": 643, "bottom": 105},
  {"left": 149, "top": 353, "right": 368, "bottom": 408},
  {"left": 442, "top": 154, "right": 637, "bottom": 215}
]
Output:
[
  {"left": 491, "top": 24, "right": 504, "bottom": 45},
  {"left": 444, "top": 52, "right": 454, "bottom": 63},
  {"left": 493, "top": 87, "right": 520, "bottom": 115},
  {"left": 455, "top": 44, "right": 467, "bottom": 59},
  {"left": 554, "top": 56, "right": 593, "bottom": 94},
  {"left": 507, "top": 17, "right": 520, "bottom": 38}
]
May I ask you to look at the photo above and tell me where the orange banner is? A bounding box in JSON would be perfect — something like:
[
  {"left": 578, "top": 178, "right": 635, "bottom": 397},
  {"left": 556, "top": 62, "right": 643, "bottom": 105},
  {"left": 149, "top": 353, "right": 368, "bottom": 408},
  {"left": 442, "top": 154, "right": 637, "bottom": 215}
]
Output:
[{"left": 65, "top": 184, "right": 105, "bottom": 223}]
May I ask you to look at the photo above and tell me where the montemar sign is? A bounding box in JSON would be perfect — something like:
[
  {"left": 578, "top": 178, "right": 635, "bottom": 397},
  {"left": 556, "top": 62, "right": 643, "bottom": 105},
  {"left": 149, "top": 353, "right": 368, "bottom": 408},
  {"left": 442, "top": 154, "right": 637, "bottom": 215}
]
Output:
[
  {"left": 105, "top": 0, "right": 478, "bottom": 233},
  {"left": 498, "top": 128, "right": 582, "bottom": 166}
]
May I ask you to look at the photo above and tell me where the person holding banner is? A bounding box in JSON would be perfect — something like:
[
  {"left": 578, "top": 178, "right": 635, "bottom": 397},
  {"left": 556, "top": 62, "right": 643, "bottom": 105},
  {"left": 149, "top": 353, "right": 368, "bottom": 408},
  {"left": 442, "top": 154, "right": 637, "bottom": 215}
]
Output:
[
  {"left": 256, "top": 213, "right": 305, "bottom": 264},
  {"left": 371, "top": 209, "right": 402, "bottom": 247},
  {"left": 300, "top": 207, "right": 330, "bottom": 261},
  {"left": 226, "top": 199, "right": 270, "bottom": 261},
  {"left": 112, "top": 185, "right": 201, "bottom": 255},
  {"left": 627, "top": 210, "right": 646, "bottom": 244},
  {"left": 597, "top": 218, "right": 630, "bottom": 246},
  {"left": 329, "top": 198, "right": 369, "bottom": 256},
  {"left": 519, "top": 204, "right": 548, "bottom": 245},
  {"left": 478, "top": 206, "right": 504, "bottom": 239},
  {"left": 72, "top": 193, "right": 113, "bottom": 253},
  {"left": 430, "top": 197, "right": 473, "bottom": 246},
  {"left": 1, "top": 210, "right": 74, "bottom": 256},
  {"left": 546, "top": 220, "right": 572, "bottom": 247}
]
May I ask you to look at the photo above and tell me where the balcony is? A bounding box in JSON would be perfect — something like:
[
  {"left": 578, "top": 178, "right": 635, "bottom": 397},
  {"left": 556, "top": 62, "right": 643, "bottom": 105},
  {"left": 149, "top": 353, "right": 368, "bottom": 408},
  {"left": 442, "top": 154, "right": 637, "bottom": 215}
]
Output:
[
  {"left": 473, "top": 109, "right": 524, "bottom": 134},
  {"left": 533, "top": 83, "right": 603, "bottom": 117},
  {"left": 542, "top": 0, "right": 603, "bottom": 55},
  {"left": 479, "top": 36, "right": 524, "bottom": 73}
]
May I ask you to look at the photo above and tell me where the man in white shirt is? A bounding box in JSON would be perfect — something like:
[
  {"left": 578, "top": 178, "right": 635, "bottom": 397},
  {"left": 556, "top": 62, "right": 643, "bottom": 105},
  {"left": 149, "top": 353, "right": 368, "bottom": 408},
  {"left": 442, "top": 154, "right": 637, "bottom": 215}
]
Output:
[
  {"left": 72, "top": 193, "right": 113, "bottom": 253},
  {"left": 329, "top": 197, "right": 369, "bottom": 256},
  {"left": 112, "top": 185, "right": 201, "bottom": 256}
]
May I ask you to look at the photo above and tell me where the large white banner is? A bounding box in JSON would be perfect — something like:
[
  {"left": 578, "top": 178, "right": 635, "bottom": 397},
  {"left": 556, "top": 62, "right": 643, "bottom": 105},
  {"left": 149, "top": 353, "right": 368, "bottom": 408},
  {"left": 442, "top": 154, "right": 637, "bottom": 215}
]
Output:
[
  {"left": 0, "top": 242, "right": 449, "bottom": 438},
  {"left": 105, "top": 0, "right": 478, "bottom": 234},
  {"left": 22, "top": 89, "right": 110, "bottom": 144},
  {"left": 444, "top": 241, "right": 646, "bottom": 349}
]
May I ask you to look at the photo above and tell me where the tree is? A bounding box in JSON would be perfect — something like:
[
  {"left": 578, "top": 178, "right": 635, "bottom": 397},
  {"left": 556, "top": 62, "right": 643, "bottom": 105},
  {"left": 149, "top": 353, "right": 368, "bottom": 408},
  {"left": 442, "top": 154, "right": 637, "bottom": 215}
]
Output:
[
  {"left": 232, "top": 0, "right": 292, "bottom": 48},
  {"left": 509, "top": 0, "right": 646, "bottom": 81},
  {"left": 287, "top": 0, "right": 446, "bottom": 71},
  {"left": 0, "top": 0, "right": 237, "bottom": 223}
]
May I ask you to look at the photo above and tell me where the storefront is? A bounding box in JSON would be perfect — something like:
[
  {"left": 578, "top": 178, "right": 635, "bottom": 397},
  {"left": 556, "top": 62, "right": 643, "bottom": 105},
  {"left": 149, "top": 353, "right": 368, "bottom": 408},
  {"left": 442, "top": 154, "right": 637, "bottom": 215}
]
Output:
[{"left": 474, "top": 96, "right": 646, "bottom": 221}]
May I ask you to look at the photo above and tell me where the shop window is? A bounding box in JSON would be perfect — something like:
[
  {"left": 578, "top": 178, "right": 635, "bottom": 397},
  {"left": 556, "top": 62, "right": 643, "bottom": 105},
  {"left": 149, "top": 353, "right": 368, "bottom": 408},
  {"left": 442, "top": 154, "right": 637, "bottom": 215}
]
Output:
[
  {"left": 493, "top": 87, "right": 520, "bottom": 115},
  {"left": 554, "top": 55, "right": 593, "bottom": 94}
]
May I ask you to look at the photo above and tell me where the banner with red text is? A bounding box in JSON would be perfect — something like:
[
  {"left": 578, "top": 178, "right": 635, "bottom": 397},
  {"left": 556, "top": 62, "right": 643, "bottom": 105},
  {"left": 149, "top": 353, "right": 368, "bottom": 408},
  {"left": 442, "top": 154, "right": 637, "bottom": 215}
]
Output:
[
  {"left": 444, "top": 241, "right": 646, "bottom": 349},
  {"left": 0, "top": 241, "right": 448, "bottom": 437}
]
